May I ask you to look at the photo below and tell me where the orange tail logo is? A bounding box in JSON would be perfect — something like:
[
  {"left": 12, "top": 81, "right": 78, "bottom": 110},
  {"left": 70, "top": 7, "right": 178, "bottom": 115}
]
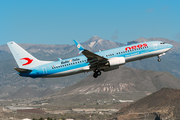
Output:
[{"left": 20, "top": 58, "right": 33, "bottom": 66}]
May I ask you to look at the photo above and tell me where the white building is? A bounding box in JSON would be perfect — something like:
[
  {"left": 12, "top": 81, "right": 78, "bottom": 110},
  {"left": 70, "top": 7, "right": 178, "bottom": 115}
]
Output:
[
  {"left": 119, "top": 100, "right": 134, "bottom": 103},
  {"left": 6, "top": 106, "right": 33, "bottom": 110},
  {"left": 22, "top": 118, "right": 32, "bottom": 120}
]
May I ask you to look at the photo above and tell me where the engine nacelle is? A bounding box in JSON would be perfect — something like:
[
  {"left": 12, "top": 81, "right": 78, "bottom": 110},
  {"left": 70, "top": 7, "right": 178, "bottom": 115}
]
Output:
[
  {"left": 103, "top": 66, "right": 119, "bottom": 72},
  {"left": 106, "top": 57, "right": 125, "bottom": 66},
  {"left": 82, "top": 65, "right": 90, "bottom": 70}
]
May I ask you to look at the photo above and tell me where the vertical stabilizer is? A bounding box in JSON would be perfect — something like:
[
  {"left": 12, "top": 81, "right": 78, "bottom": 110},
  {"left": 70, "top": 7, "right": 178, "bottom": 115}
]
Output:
[{"left": 7, "top": 41, "right": 52, "bottom": 69}]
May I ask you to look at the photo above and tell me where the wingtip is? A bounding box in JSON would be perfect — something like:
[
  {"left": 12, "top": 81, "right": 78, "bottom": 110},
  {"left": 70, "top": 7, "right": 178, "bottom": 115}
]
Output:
[
  {"left": 7, "top": 41, "right": 15, "bottom": 45},
  {"left": 73, "top": 40, "right": 85, "bottom": 54},
  {"left": 73, "top": 40, "right": 79, "bottom": 45}
]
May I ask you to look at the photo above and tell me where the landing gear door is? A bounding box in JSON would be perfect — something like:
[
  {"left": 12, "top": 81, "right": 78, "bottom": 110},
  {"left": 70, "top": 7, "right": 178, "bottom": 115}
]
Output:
[{"left": 42, "top": 67, "right": 47, "bottom": 75}]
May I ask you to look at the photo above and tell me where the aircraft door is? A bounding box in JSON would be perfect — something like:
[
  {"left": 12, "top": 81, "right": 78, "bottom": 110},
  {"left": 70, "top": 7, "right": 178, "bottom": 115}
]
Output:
[
  {"left": 153, "top": 43, "right": 158, "bottom": 50},
  {"left": 42, "top": 67, "right": 47, "bottom": 75}
]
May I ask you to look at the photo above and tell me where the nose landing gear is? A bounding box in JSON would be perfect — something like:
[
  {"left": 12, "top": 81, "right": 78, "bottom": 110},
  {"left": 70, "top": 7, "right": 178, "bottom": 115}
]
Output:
[
  {"left": 93, "top": 69, "right": 101, "bottom": 78},
  {"left": 157, "top": 55, "right": 161, "bottom": 62},
  {"left": 157, "top": 53, "right": 166, "bottom": 62}
]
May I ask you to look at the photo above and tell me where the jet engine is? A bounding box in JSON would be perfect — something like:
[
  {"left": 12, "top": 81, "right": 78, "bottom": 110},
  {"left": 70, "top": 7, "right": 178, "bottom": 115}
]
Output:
[{"left": 106, "top": 57, "right": 125, "bottom": 66}]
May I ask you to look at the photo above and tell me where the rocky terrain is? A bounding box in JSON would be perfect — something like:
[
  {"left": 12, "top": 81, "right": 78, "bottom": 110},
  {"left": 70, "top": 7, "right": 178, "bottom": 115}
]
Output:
[
  {"left": 40, "top": 66, "right": 180, "bottom": 110},
  {"left": 116, "top": 88, "right": 180, "bottom": 120},
  {"left": 59, "top": 66, "right": 180, "bottom": 95},
  {"left": 6, "top": 87, "right": 55, "bottom": 99}
]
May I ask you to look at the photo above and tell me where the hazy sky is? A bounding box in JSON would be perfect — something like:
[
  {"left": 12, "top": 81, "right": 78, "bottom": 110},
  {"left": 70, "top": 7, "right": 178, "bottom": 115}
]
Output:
[{"left": 1, "top": 0, "right": 180, "bottom": 45}]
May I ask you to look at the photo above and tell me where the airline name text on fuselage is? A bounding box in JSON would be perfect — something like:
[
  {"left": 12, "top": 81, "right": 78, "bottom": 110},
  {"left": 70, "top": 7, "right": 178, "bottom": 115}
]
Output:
[
  {"left": 125, "top": 43, "right": 147, "bottom": 51},
  {"left": 52, "top": 58, "right": 80, "bottom": 69}
]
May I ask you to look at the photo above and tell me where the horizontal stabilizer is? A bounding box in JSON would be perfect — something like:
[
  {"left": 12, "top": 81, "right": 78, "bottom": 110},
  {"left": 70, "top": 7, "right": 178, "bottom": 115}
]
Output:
[{"left": 14, "top": 68, "right": 32, "bottom": 73}]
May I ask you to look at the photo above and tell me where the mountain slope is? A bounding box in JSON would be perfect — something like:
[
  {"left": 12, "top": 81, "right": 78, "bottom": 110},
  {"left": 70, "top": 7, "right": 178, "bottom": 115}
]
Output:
[
  {"left": 58, "top": 66, "right": 180, "bottom": 95},
  {"left": 41, "top": 66, "right": 180, "bottom": 110},
  {"left": 7, "top": 87, "right": 55, "bottom": 99},
  {"left": 82, "top": 35, "right": 124, "bottom": 51},
  {"left": 117, "top": 88, "right": 180, "bottom": 119}
]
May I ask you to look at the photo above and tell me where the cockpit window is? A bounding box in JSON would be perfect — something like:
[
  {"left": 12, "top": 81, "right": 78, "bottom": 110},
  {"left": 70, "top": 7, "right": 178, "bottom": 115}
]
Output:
[{"left": 160, "top": 42, "right": 165, "bottom": 44}]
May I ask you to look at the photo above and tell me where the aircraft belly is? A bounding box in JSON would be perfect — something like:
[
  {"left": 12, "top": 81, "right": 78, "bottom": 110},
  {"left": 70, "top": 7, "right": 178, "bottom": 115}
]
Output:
[{"left": 44, "top": 66, "right": 91, "bottom": 78}]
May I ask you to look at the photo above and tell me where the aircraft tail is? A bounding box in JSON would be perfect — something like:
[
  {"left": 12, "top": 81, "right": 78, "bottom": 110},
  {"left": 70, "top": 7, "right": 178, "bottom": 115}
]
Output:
[{"left": 7, "top": 41, "right": 52, "bottom": 69}]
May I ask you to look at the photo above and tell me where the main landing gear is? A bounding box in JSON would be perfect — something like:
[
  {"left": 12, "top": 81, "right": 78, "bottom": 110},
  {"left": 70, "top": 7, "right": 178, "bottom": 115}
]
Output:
[{"left": 93, "top": 69, "right": 101, "bottom": 78}]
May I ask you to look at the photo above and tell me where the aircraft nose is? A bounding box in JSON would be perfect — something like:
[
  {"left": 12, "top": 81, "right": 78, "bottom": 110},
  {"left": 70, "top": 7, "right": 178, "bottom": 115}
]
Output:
[{"left": 168, "top": 44, "right": 173, "bottom": 49}]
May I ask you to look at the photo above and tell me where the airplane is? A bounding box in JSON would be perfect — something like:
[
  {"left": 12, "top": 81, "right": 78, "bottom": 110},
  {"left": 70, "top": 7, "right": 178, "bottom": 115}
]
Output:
[{"left": 7, "top": 40, "right": 173, "bottom": 78}]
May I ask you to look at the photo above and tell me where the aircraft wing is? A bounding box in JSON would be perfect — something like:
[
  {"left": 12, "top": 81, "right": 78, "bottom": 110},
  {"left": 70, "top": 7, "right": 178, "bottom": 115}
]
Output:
[
  {"left": 82, "top": 49, "right": 107, "bottom": 61},
  {"left": 73, "top": 40, "right": 108, "bottom": 68}
]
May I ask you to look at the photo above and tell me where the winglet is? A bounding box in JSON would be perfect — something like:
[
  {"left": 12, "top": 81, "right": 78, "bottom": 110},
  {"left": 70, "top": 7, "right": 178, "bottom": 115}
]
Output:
[
  {"left": 73, "top": 40, "right": 85, "bottom": 55},
  {"left": 58, "top": 58, "right": 62, "bottom": 61}
]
